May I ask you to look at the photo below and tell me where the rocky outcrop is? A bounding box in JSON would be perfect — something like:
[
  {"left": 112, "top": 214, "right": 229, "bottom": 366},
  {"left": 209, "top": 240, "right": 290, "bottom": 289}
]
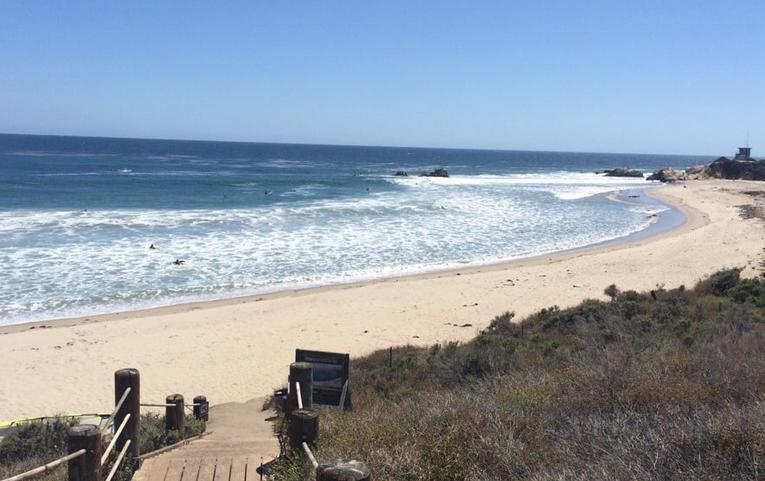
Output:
[
  {"left": 647, "top": 167, "right": 688, "bottom": 183},
  {"left": 600, "top": 168, "right": 644, "bottom": 178},
  {"left": 705, "top": 157, "right": 765, "bottom": 181},
  {"left": 685, "top": 165, "right": 710, "bottom": 180},
  {"left": 420, "top": 168, "right": 449, "bottom": 178},
  {"left": 393, "top": 171, "right": 409, "bottom": 177},
  {"left": 648, "top": 157, "right": 765, "bottom": 183}
]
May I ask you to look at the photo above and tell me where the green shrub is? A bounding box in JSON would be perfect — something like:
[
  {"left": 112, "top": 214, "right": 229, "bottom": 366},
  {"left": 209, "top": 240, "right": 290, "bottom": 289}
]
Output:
[
  {"left": 475, "top": 332, "right": 515, "bottom": 349},
  {"left": 726, "top": 277, "right": 765, "bottom": 307},
  {"left": 0, "top": 418, "right": 73, "bottom": 465},
  {"left": 139, "top": 413, "right": 206, "bottom": 453},
  {"left": 0, "top": 418, "right": 75, "bottom": 481},
  {"left": 604, "top": 284, "right": 620, "bottom": 301},
  {"left": 698, "top": 269, "right": 741, "bottom": 295}
]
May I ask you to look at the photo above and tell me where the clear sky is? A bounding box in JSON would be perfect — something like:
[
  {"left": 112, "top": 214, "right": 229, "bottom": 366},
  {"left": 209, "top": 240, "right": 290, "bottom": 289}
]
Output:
[{"left": 1, "top": 1, "right": 763, "bottom": 155}]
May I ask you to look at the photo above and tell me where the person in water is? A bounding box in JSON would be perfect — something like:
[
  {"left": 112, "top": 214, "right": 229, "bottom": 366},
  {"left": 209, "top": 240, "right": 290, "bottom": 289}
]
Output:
[
  {"left": 173, "top": 259, "right": 185, "bottom": 265},
  {"left": 149, "top": 244, "right": 157, "bottom": 250}
]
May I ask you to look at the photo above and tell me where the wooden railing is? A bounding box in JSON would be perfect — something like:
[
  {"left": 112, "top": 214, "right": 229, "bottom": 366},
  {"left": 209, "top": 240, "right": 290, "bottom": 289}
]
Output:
[
  {"left": 0, "top": 369, "right": 209, "bottom": 481},
  {"left": 1, "top": 450, "right": 86, "bottom": 481},
  {"left": 293, "top": 382, "right": 319, "bottom": 470},
  {"left": 0, "top": 385, "right": 133, "bottom": 481},
  {"left": 283, "top": 364, "right": 370, "bottom": 481},
  {"left": 101, "top": 391, "right": 132, "bottom": 481}
]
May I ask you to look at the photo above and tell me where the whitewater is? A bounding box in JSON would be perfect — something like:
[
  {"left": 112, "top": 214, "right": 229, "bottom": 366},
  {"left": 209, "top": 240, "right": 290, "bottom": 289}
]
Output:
[{"left": 0, "top": 135, "right": 709, "bottom": 324}]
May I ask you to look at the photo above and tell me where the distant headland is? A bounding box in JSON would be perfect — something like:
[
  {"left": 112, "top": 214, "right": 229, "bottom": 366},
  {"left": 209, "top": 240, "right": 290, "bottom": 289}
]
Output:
[{"left": 649, "top": 146, "right": 765, "bottom": 182}]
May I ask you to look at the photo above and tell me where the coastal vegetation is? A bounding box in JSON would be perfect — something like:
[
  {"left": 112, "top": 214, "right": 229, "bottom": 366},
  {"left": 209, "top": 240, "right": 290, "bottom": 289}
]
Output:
[
  {"left": 0, "top": 414, "right": 205, "bottom": 481},
  {"left": 272, "top": 269, "right": 765, "bottom": 480}
]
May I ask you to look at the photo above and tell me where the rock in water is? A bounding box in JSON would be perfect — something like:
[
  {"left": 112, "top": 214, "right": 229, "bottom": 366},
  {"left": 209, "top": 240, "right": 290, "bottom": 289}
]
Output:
[
  {"left": 393, "top": 170, "right": 409, "bottom": 177},
  {"left": 602, "top": 168, "right": 644, "bottom": 178},
  {"left": 420, "top": 168, "right": 449, "bottom": 178}
]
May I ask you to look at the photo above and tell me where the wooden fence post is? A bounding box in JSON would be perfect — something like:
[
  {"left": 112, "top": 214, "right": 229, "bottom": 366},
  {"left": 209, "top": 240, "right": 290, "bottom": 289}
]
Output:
[
  {"left": 114, "top": 368, "right": 140, "bottom": 457},
  {"left": 287, "top": 409, "right": 319, "bottom": 450},
  {"left": 165, "top": 394, "right": 185, "bottom": 435},
  {"left": 67, "top": 425, "right": 102, "bottom": 481},
  {"left": 193, "top": 395, "right": 208, "bottom": 422},
  {"left": 316, "top": 459, "right": 370, "bottom": 481},
  {"left": 287, "top": 362, "right": 313, "bottom": 415}
]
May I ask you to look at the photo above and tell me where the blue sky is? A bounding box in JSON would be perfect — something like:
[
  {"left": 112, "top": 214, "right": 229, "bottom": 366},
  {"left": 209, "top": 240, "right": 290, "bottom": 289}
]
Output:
[{"left": 0, "top": 1, "right": 763, "bottom": 155}]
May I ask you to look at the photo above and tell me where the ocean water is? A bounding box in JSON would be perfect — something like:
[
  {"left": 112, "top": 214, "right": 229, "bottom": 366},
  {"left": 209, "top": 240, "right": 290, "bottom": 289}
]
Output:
[{"left": 0, "top": 134, "right": 710, "bottom": 325}]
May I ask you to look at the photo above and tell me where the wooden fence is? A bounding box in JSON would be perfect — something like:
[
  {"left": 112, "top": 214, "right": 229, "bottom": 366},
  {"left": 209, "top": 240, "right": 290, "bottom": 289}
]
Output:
[
  {"left": 284, "top": 363, "right": 370, "bottom": 481},
  {"left": 0, "top": 369, "right": 208, "bottom": 481}
]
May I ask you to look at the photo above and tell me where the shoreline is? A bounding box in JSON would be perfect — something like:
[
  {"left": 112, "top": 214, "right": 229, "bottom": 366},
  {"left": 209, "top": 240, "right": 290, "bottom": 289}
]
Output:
[
  {"left": 1, "top": 179, "right": 762, "bottom": 420},
  {"left": 0, "top": 186, "right": 690, "bottom": 334}
]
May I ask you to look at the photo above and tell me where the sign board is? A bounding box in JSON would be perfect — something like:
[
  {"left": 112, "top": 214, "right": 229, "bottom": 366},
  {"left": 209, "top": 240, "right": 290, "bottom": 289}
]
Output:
[{"left": 295, "top": 349, "right": 350, "bottom": 407}]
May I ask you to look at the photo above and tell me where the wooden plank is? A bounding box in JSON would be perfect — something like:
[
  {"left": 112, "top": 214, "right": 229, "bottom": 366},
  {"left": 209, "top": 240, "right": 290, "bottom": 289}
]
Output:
[
  {"left": 212, "top": 458, "right": 231, "bottom": 481},
  {"left": 143, "top": 458, "right": 170, "bottom": 481},
  {"left": 229, "top": 457, "right": 247, "bottom": 481},
  {"left": 180, "top": 458, "right": 201, "bottom": 481},
  {"left": 196, "top": 458, "right": 216, "bottom": 481},
  {"left": 136, "top": 432, "right": 213, "bottom": 461},
  {"left": 163, "top": 458, "right": 185, "bottom": 481},
  {"left": 132, "top": 457, "right": 164, "bottom": 481}
]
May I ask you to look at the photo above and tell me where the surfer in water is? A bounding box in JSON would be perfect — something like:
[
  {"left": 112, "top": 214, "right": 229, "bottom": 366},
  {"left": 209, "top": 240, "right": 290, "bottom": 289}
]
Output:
[{"left": 173, "top": 259, "right": 185, "bottom": 265}]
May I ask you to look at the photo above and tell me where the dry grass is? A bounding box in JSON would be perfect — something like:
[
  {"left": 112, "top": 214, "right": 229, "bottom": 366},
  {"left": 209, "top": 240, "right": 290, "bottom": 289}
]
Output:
[
  {"left": 271, "top": 269, "right": 765, "bottom": 480},
  {"left": 0, "top": 414, "right": 206, "bottom": 481}
]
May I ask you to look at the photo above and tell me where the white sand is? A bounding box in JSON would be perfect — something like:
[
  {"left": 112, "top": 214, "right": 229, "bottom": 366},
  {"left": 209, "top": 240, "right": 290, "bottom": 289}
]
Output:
[{"left": 1, "top": 180, "right": 763, "bottom": 420}]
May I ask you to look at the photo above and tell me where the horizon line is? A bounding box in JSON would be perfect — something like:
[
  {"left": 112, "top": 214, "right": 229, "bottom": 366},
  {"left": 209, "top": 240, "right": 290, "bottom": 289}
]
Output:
[{"left": 0, "top": 131, "right": 718, "bottom": 159}]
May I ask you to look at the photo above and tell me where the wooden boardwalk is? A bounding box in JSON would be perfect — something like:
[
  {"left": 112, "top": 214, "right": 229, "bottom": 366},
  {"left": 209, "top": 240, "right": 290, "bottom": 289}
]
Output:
[
  {"left": 133, "top": 398, "right": 278, "bottom": 481},
  {"left": 136, "top": 457, "right": 262, "bottom": 481}
]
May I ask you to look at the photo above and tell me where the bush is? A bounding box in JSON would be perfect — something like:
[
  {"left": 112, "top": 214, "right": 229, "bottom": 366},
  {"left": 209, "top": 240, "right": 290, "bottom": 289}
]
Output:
[
  {"left": 0, "top": 418, "right": 73, "bottom": 465},
  {"left": 0, "top": 413, "right": 207, "bottom": 481},
  {"left": 0, "top": 418, "right": 75, "bottom": 481},
  {"left": 698, "top": 269, "right": 741, "bottom": 296},
  {"left": 726, "top": 278, "right": 765, "bottom": 307},
  {"left": 271, "top": 271, "right": 765, "bottom": 480},
  {"left": 604, "top": 284, "right": 620, "bottom": 301},
  {"left": 139, "top": 413, "right": 206, "bottom": 453}
]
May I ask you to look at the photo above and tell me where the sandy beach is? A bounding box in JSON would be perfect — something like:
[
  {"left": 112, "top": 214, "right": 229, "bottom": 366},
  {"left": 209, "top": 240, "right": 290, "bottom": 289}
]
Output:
[{"left": 1, "top": 179, "right": 763, "bottom": 420}]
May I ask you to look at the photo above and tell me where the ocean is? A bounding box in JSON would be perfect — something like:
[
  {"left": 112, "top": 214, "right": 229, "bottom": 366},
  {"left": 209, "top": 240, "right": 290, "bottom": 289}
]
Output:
[{"left": 0, "top": 134, "right": 710, "bottom": 325}]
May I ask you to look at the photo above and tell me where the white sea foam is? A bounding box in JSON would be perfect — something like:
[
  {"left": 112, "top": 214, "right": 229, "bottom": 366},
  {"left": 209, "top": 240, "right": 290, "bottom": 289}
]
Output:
[
  {"left": 0, "top": 170, "right": 673, "bottom": 325},
  {"left": 143, "top": 154, "right": 201, "bottom": 161},
  {"left": 280, "top": 184, "right": 325, "bottom": 198},
  {"left": 388, "top": 172, "right": 655, "bottom": 200},
  {"left": 7, "top": 150, "right": 118, "bottom": 158},
  {"left": 256, "top": 158, "right": 313, "bottom": 168}
]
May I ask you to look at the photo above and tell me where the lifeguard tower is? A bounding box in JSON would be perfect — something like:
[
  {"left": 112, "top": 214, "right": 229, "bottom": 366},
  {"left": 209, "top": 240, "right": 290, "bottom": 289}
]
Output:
[{"left": 733, "top": 146, "right": 753, "bottom": 161}]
